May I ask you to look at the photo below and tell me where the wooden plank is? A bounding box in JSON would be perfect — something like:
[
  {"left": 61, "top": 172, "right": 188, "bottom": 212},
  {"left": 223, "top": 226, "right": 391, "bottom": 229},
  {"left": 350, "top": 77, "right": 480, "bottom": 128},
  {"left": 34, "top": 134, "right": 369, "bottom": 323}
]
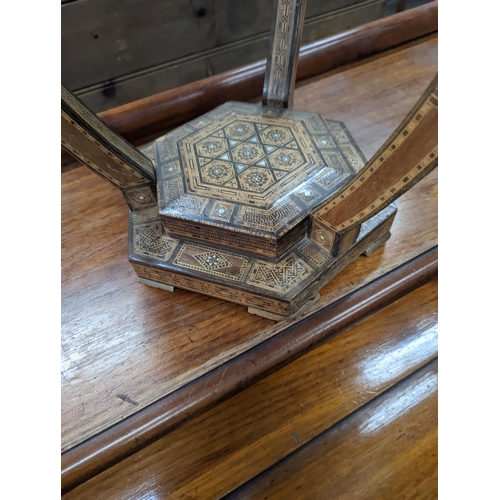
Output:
[
  {"left": 61, "top": 1, "right": 438, "bottom": 166},
  {"left": 63, "top": 0, "right": 382, "bottom": 111},
  {"left": 75, "top": 0, "right": 385, "bottom": 113},
  {"left": 63, "top": 280, "right": 437, "bottom": 499},
  {"left": 214, "top": 0, "right": 370, "bottom": 46},
  {"left": 230, "top": 361, "right": 438, "bottom": 499},
  {"left": 61, "top": 0, "right": 216, "bottom": 90},
  {"left": 63, "top": 0, "right": 370, "bottom": 91},
  {"left": 61, "top": 35, "right": 438, "bottom": 492},
  {"left": 210, "top": 0, "right": 384, "bottom": 78},
  {"left": 76, "top": 2, "right": 385, "bottom": 112},
  {"left": 61, "top": 246, "right": 437, "bottom": 494}
]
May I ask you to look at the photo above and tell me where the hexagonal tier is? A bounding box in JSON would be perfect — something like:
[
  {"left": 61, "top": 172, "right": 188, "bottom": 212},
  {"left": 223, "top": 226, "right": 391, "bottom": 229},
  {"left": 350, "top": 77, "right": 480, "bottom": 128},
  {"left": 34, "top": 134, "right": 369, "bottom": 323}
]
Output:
[
  {"left": 129, "top": 204, "right": 397, "bottom": 318},
  {"left": 155, "top": 102, "right": 365, "bottom": 259}
]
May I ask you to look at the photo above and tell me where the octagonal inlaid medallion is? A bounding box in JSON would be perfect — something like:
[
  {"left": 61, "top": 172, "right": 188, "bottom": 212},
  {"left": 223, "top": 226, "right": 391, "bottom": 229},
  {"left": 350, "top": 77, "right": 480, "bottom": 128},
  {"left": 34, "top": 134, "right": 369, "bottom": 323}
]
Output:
[{"left": 155, "top": 102, "right": 365, "bottom": 256}]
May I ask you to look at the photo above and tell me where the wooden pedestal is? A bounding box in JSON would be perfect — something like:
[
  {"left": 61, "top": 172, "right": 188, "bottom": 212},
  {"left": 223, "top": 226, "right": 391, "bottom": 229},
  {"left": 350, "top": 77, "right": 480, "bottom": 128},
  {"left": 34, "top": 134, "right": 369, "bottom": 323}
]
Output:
[{"left": 130, "top": 203, "right": 396, "bottom": 318}]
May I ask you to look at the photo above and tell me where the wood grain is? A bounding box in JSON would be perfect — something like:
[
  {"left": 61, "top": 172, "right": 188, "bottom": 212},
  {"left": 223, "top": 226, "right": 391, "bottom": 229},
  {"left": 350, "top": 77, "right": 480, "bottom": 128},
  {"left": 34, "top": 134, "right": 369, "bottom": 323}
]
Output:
[
  {"left": 63, "top": 280, "right": 437, "bottom": 499},
  {"left": 62, "top": 0, "right": 379, "bottom": 97},
  {"left": 62, "top": 0, "right": 216, "bottom": 90},
  {"left": 312, "top": 74, "right": 437, "bottom": 255},
  {"left": 230, "top": 361, "right": 438, "bottom": 499},
  {"left": 61, "top": 2, "right": 438, "bottom": 166},
  {"left": 61, "top": 246, "right": 436, "bottom": 494},
  {"left": 318, "top": 74, "right": 437, "bottom": 231},
  {"left": 74, "top": 0, "right": 385, "bottom": 113},
  {"left": 63, "top": 35, "right": 437, "bottom": 444},
  {"left": 61, "top": 35, "right": 437, "bottom": 492}
]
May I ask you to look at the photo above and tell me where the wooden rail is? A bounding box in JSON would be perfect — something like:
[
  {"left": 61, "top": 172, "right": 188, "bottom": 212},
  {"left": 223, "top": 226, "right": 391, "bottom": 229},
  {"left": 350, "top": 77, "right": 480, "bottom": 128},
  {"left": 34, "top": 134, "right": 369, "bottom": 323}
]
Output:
[
  {"left": 62, "top": 247, "right": 437, "bottom": 494},
  {"left": 61, "top": 2, "right": 438, "bottom": 166}
]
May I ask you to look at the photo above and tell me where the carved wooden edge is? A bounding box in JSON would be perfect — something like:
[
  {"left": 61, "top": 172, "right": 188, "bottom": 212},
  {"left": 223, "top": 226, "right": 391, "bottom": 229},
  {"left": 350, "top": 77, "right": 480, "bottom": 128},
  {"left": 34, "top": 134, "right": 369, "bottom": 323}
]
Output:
[
  {"left": 61, "top": 2, "right": 438, "bottom": 166},
  {"left": 61, "top": 86, "right": 157, "bottom": 210},
  {"left": 263, "top": 0, "right": 307, "bottom": 109},
  {"left": 61, "top": 246, "right": 438, "bottom": 495},
  {"left": 311, "top": 74, "right": 438, "bottom": 257}
]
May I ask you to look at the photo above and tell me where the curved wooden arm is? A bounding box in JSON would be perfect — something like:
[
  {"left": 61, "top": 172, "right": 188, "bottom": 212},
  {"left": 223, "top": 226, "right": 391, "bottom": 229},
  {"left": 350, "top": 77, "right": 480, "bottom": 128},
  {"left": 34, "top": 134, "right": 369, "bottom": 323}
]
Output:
[
  {"left": 311, "top": 74, "right": 438, "bottom": 256},
  {"left": 263, "top": 0, "right": 307, "bottom": 109},
  {"left": 61, "top": 85, "right": 157, "bottom": 210}
]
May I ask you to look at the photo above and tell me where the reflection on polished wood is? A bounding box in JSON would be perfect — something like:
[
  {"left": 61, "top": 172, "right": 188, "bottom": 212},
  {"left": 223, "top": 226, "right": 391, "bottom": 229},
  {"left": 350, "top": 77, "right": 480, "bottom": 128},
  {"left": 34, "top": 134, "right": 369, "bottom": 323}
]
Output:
[
  {"left": 62, "top": 34, "right": 438, "bottom": 493},
  {"left": 64, "top": 280, "right": 437, "bottom": 499},
  {"left": 231, "top": 362, "right": 438, "bottom": 499}
]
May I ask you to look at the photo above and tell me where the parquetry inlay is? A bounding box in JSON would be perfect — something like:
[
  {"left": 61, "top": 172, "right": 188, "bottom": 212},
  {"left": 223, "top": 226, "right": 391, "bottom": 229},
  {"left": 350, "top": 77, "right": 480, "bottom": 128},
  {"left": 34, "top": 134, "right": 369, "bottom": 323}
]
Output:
[{"left": 157, "top": 103, "right": 362, "bottom": 239}]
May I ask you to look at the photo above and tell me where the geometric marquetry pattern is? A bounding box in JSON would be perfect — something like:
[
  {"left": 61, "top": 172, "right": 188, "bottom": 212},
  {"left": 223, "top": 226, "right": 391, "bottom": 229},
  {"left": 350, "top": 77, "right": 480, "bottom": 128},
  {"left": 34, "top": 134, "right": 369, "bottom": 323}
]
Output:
[
  {"left": 180, "top": 115, "right": 315, "bottom": 203},
  {"left": 157, "top": 103, "right": 363, "bottom": 239},
  {"left": 173, "top": 242, "right": 249, "bottom": 282},
  {"left": 246, "top": 254, "right": 313, "bottom": 293},
  {"left": 61, "top": 113, "right": 148, "bottom": 190},
  {"left": 124, "top": 185, "right": 157, "bottom": 211},
  {"left": 263, "top": 0, "right": 305, "bottom": 109},
  {"left": 61, "top": 87, "right": 155, "bottom": 181},
  {"left": 235, "top": 199, "right": 300, "bottom": 231},
  {"left": 193, "top": 252, "right": 232, "bottom": 271},
  {"left": 131, "top": 188, "right": 153, "bottom": 205},
  {"left": 313, "top": 77, "right": 437, "bottom": 234},
  {"left": 129, "top": 214, "right": 326, "bottom": 295},
  {"left": 310, "top": 219, "right": 336, "bottom": 253},
  {"left": 133, "top": 222, "right": 177, "bottom": 260},
  {"left": 297, "top": 240, "right": 331, "bottom": 267},
  {"left": 325, "top": 122, "right": 366, "bottom": 175},
  {"left": 129, "top": 202, "right": 397, "bottom": 314},
  {"left": 131, "top": 263, "right": 291, "bottom": 316}
]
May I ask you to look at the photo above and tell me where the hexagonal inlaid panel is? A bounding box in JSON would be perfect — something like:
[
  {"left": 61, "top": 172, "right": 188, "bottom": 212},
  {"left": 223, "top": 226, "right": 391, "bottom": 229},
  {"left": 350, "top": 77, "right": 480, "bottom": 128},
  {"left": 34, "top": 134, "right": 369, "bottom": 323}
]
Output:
[
  {"left": 239, "top": 166, "right": 275, "bottom": 192},
  {"left": 200, "top": 160, "right": 235, "bottom": 186},
  {"left": 231, "top": 142, "right": 266, "bottom": 166},
  {"left": 156, "top": 102, "right": 364, "bottom": 246},
  {"left": 178, "top": 112, "right": 328, "bottom": 205},
  {"left": 195, "top": 136, "right": 228, "bottom": 158}
]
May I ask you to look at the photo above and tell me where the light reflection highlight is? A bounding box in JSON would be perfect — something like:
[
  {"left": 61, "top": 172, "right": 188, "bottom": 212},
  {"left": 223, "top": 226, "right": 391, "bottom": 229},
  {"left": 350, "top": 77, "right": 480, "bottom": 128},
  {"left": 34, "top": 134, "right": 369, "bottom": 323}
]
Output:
[
  {"left": 360, "top": 324, "right": 438, "bottom": 388},
  {"left": 135, "top": 489, "right": 162, "bottom": 500},
  {"left": 359, "top": 370, "right": 437, "bottom": 436}
]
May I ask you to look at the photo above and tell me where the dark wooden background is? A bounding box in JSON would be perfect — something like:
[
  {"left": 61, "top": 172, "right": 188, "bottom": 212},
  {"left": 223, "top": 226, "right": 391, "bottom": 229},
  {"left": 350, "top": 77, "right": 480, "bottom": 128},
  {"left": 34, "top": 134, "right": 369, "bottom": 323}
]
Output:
[{"left": 61, "top": 0, "right": 433, "bottom": 112}]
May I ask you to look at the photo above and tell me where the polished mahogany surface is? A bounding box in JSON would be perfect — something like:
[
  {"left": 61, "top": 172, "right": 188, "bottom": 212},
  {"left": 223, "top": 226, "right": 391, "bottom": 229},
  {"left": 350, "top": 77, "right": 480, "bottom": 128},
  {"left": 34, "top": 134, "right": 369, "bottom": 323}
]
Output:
[
  {"left": 230, "top": 362, "right": 438, "bottom": 499},
  {"left": 64, "top": 280, "right": 437, "bottom": 499},
  {"left": 62, "top": 34, "right": 437, "bottom": 452},
  {"left": 62, "top": 31, "right": 438, "bottom": 495}
]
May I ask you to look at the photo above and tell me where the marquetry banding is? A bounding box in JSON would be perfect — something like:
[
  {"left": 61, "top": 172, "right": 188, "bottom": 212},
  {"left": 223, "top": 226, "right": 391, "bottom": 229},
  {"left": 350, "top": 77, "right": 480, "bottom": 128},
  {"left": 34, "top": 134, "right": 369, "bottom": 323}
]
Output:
[
  {"left": 61, "top": 85, "right": 157, "bottom": 210},
  {"left": 311, "top": 75, "right": 438, "bottom": 256},
  {"left": 61, "top": 111, "right": 148, "bottom": 188},
  {"left": 263, "top": 0, "right": 307, "bottom": 108}
]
